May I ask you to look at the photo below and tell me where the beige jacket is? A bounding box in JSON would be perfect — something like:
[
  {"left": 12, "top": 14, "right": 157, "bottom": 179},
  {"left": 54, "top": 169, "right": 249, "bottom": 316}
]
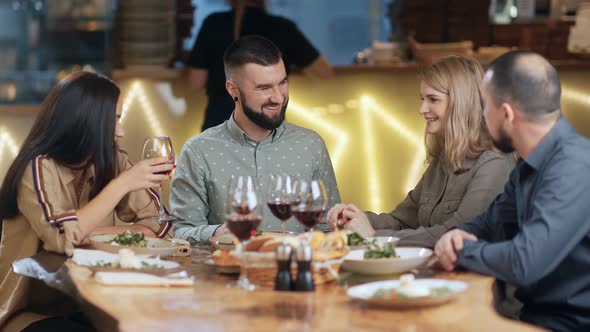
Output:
[
  {"left": 0, "top": 151, "right": 171, "bottom": 331},
  {"left": 367, "top": 150, "right": 515, "bottom": 248}
]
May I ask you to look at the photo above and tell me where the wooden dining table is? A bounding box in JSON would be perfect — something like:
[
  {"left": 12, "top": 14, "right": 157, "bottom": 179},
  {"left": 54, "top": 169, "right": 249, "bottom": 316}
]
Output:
[{"left": 66, "top": 245, "right": 543, "bottom": 332}]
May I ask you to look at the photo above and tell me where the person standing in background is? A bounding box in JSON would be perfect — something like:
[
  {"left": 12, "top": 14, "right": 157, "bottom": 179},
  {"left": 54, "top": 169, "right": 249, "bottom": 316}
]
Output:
[{"left": 187, "top": 0, "right": 333, "bottom": 131}]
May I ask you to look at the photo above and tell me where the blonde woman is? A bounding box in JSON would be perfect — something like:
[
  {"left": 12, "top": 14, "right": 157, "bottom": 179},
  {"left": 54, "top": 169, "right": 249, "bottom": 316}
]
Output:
[{"left": 327, "top": 55, "right": 515, "bottom": 248}]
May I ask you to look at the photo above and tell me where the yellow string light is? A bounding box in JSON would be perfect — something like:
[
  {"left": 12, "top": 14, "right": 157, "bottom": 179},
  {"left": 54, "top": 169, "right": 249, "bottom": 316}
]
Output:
[
  {"left": 287, "top": 100, "right": 350, "bottom": 173},
  {"left": 361, "top": 96, "right": 425, "bottom": 195},
  {"left": 120, "top": 81, "right": 165, "bottom": 136},
  {"left": 361, "top": 97, "right": 383, "bottom": 211},
  {"left": 562, "top": 87, "right": 590, "bottom": 106}
]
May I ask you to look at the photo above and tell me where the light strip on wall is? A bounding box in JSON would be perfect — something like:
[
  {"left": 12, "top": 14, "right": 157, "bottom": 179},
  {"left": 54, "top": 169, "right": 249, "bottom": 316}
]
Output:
[
  {"left": 120, "top": 81, "right": 165, "bottom": 136},
  {"left": 562, "top": 87, "right": 590, "bottom": 106},
  {"left": 362, "top": 96, "right": 422, "bottom": 147},
  {"left": 287, "top": 100, "right": 349, "bottom": 173},
  {"left": 361, "top": 97, "right": 383, "bottom": 211},
  {"left": 0, "top": 128, "right": 19, "bottom": 175},
  {"left": 361, "top": 96, "right": 425, "bottom": 195}
]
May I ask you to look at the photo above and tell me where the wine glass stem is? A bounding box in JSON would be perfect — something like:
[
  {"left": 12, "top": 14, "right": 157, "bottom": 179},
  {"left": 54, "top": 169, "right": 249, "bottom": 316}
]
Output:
[
  {"left": 158, "top": 187, "right": 166, "bottom": 219},
  {"left": 236, "top": 241, "right": 253, "bottom": 290},
  {"left": 281, "top": 220, "right": 287, "bottom": 234}
]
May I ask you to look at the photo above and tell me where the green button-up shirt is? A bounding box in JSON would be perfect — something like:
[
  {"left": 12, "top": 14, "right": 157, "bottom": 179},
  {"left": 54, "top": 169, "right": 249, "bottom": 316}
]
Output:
[{"left": 171, "top": 114, "right": 341, "bottom": 244}]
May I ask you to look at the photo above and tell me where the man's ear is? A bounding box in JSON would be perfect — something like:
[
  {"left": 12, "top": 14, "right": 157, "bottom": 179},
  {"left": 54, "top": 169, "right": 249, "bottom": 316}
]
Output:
[
  {"left": 501, "top": 102, "right": 515, "bottom": 125},
  {"left": 226, "top": 79, "right": 238, "bottom": 100}
]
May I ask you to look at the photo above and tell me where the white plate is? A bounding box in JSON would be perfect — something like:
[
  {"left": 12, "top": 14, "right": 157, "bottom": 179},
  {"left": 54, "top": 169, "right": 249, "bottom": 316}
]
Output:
[
  {"left": 72, "top": 248, "right": 180, "bottom": 273},
  {"left": 349, "top": 236, "right": 400, "bottom": 250},
  {"left": 347, "top": 279, "right": 467, "bottom": 308},
  {"left": 89, "top": 235, "right": 178, "bottom": 257},
  {"left": 342, "top": 247, "right": 432, "bottom": 275}
]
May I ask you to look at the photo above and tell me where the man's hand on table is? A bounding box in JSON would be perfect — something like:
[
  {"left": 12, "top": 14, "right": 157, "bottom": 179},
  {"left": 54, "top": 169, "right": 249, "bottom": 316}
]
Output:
[
  {"left": 434, "top": 229, "right": 478, "bottom": 271},
  {"left": 212, "top": 224, "right": 232, "bottom": 237}
]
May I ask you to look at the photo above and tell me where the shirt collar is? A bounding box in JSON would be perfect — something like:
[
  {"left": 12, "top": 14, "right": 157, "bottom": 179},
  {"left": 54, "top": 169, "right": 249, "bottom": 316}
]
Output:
[
  {"left": 524, "top": 116, "right": 573, "bottom": 170},
  {"left": 58, "top": 164, "right": 95, "bottom": 185},
  {"left": 225, "top": 112, "right": 286, "bottom": 145}
]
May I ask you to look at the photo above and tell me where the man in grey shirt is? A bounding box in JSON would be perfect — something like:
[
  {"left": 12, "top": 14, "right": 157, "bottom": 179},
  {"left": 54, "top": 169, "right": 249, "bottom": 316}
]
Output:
[
  {"left": 171, "top": 36, "right": 340, "bottom": 244},
  {"left": 435, "top": 51, "right": 590, "bottom": 331}
]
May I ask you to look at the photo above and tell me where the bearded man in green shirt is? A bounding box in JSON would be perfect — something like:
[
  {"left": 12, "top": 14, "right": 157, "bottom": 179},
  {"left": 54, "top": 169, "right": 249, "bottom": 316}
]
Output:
[{"left": 171, "top": 35, "right": 341, "bottom": 244}]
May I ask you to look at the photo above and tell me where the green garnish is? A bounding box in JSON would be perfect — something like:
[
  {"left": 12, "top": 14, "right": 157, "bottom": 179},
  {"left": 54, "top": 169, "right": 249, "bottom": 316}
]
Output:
[
  {"left": 255, "top": 229, "right": 263, "bottom": 237},
  {"left": 92, "top": 261, "right": 163, "bottom": 270},
  {"left": 429, "top": 287, "right": 453, "bottom": 297},
  {"left": 140, "top": 261, "right": 164, "bottom": 269},
  {"left": 372, "top": 288, "right": 408, "bottom": 299},
  {"left": 363, "top": 241, "right": 397, "bottom": 259},
  {"left": 371, "top": 286, "right": 453, "bottom": 299},
  {"left": 94, "top": 261, "right": 112, "bottom": 268},
  {"left": 347, "top": 232, "right": 369, "bottom": 246},
  {"left": 109, "top": 231, "right": 147, "bottom": 248}
]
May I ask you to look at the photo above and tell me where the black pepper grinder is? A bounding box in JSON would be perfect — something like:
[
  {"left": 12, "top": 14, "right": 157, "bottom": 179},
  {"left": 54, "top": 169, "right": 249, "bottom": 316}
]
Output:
[
  {"left": 274, "top": 241, "right": 293, "bottom": 291},
  {"left": 294, "top": 240, "right": 315, "bottom": 292}
]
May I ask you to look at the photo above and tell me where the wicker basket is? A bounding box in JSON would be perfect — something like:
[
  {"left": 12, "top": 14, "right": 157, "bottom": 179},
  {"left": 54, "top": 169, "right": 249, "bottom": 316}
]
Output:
[{"left": 237, "top": 251, "right": 346, "bottom": 288}]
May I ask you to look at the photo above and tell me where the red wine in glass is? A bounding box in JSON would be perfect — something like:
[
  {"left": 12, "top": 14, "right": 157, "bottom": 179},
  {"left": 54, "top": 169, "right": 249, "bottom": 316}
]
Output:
[
  {"left": 142, "top": 136, "right": 176, "bottom": 222},
  {"left": 267, "top": 200, "right": 293, "bottom": 221},
  {"left": 292, "top": 207, "right": 326, "bottom": 231},
  {"left": 226, "top": 216, "right": 262, "bottom": 242},
  {"left": 155, "top": 160, "right": 175, "bottom": 176}
]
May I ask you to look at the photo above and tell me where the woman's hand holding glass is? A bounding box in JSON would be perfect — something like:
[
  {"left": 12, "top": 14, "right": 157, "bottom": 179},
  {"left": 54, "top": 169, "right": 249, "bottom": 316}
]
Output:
[
  {"left": 141, "top": 136, "right": 177, "bottom": 222},
  {"left": 117, "top": 157, "right": 174, "bottom": 192}
]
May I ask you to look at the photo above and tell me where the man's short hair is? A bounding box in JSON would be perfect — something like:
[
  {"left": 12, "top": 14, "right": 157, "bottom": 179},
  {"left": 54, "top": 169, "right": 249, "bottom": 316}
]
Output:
[
  {"left": 223, "top": 35, "right": 282, "bottom": 79},
  {"left": 486, "top": 50, "right": 561, "bottom": 119}
]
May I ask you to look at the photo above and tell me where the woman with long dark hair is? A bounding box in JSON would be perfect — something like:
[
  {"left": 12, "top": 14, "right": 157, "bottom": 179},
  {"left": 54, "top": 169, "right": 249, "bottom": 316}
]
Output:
[{"left": 0, "top": 71, "right": 174, "bottom": 331}]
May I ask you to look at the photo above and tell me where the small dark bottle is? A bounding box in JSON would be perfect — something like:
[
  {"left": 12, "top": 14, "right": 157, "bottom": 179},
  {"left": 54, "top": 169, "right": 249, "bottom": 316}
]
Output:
[
  {"left": 274, "top": 242, "right": 293, "bottom": 291},
  {"left": 294, "top": 241, "right": 315, "bottom": 292}
]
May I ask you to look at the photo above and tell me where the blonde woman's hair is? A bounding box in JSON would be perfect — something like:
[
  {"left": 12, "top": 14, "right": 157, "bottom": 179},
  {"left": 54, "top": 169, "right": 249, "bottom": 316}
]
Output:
[{"left": 420, "top": 55, "right": 493, "bottom": 172}]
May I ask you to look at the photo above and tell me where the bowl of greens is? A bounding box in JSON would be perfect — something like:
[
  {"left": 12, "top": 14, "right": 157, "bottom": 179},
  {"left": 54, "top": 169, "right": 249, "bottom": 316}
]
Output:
[
  {"left": 347, "top": 232, "right": 400, "bottom": 250},
  {"left": 342, "top": 243, "right": 432, "bottom": 275}
]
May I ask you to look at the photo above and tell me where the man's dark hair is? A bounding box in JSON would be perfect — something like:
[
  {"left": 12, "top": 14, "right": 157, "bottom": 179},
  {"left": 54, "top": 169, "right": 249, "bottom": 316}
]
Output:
[
  {"left": 223, "top": 35, "right": 282, "bottom": 79},
  {"left": 486, "top": 50, "right": 561, "bottom": 119}
]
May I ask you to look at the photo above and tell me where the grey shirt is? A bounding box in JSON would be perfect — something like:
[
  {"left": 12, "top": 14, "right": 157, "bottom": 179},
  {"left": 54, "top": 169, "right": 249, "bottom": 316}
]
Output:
[
  {"left": 366, "top": 150, "right": 515, "bottom": 248},
  {"left": 171, "top": 115, "right": 341, "bottom": 244},
  {"left": 457, "top": 116, "right": 590, "bottom": 332}
]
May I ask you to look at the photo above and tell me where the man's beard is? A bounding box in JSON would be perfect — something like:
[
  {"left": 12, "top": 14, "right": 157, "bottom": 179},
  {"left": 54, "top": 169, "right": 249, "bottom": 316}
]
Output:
[
  {"left": 492, "top": 126, "right": 515, "bottom": 153},
  {"left": 240, "top": 91, "right": 288, "bottom": 130}
]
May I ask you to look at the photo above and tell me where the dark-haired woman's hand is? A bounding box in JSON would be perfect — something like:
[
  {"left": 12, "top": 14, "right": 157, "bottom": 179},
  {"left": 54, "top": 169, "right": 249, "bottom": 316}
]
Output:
[{"left": 117, "top": 157, "right": 174, "bottom": 193}]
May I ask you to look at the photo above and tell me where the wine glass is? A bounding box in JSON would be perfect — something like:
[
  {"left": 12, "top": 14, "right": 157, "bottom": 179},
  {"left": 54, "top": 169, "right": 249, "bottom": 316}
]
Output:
[
  {"left": 266, "top": 175, "right": 295, "bottom": 234},
  {"left": 292, "top": 179, "right": 327, "bottom": 232},
  {"left": 142, "top": 136, "right": 177, "bottom": 222},
  {"left": 225, "top": 175, "right": 262, "bottom": 291}
]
